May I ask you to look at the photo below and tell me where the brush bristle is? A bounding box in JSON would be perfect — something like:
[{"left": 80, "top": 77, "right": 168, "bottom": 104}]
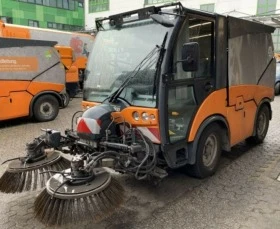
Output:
[
  {"left": 34, "top": 178, "right": 124, "bottom": 226},
  {"left": 0, "top": 157, "right": 70, "bottom": 193}
]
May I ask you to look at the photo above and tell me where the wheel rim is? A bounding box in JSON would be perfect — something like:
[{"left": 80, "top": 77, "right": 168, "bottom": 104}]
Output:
[
  {"left": 202, "top": 134, "right": 218, "bottom": 167},
  {"left": 40, "top": 102, "right": 53, "bottom": 117},
  {"left": 257, "top": 111, "right": 267, "bottom": 136}
]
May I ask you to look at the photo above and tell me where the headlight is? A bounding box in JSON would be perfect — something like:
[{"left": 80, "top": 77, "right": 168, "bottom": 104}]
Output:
[
  {"left": 132, "top": 111, "right": 140, "bottom": 121},
  {"left": 141, "top": 112, "right": 149, "bottom": 121},
  {"left": 150, "top": 114, "right": 156, "bottom": 120}
]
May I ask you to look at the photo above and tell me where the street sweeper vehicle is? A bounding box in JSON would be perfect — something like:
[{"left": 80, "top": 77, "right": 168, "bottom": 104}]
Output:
[
  {"left": 0, "top": 37, "right": 66, "bottom": 121},
  {"left": 0, "top": 2, "right": 276, "bottom": 226},
  {"left": 0, "top": 20, "right": 94, "bottom": 105}
]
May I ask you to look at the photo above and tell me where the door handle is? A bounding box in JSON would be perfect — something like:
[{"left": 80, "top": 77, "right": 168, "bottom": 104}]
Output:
[{"left": 204, "top": 82, "right": 213, "bottom": 91}]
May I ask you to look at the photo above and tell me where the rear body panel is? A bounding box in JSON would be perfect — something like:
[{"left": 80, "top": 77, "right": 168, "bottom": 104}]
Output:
[
  {"left": 0, "top": 20, "right": 94, "bottom": 70},
  {"left": 0, "top": 38, "right": 65, "bottom": 121}
]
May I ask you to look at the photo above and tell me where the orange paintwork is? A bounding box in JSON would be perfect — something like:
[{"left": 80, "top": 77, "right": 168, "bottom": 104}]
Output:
[
  {"left": 0, "top": 91, "right": 33, "bottom": 120},
  {"left": 0, "top": 80, "right": 63, "bottom": 121},
  {"left": 228, "top": 85, "right": 274, "bottom": 106},
  {"left": 188, "top": 88, "right": 228, "bottom": 141},
  {"left": 188, "top": 85, "right": 274, "bottom": 146},
  {"left": 55, "top": 45, "right": 79, "bottom": 83},
  {"left": 27, "top": 82, "right": 64, "bottom": 95},
  {"left": 73, "top": 56, "right": 87, "bottom": 69},
  {"left": 0, "top": 56, "right": 38, "bottom": 72},
  {"left": 226, "top": 100, "right": 257, "bottom": 145},
  {"left": 275, "top": 53, "right": 280, "bottom": 61},
  {"left": 66, "top": 65, "right": 79, "bottom": 83},
  {"left": 55, "top": 45, "right": 74, "bottom": 67},
  {"left": 0, "top": 81, "right": 30, "bottom": 97},
  {"left": 0, "top": 21, "right": 30, "bottom": 38},
  {"left": 82, "top": 101, "right": 159, "bottom": 127},
  {"left": 81, "top": 101, "right": 100, "bottom": 110},
  {"left": 111, "top": 107, "right": 159, "bottom": 127}
]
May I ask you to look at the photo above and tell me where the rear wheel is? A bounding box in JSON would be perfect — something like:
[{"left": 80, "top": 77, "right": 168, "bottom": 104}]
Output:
[
  {"left": 188, "top": 123, "right": 222, "bottom": 178},
  {"left": 33, "top": 95, "right": 59, "bottom": 122},
  {"left": 275, "top": 82, "right": 280, "bottom": 95},
  {"left": 246, "top": 105, "right": 270, "bottom": 144}
]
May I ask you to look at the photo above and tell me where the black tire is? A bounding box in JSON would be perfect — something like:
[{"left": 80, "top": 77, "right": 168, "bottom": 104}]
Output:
[
  {"left": 61, "top": 92, "right": 70, "bottom": 108},
  {"left": 275, "top": 82, "right": 280, "bottom": 95},
  {"left": 246, "top": 105, "right": 270, "bottom": 144},
  {"left": 33, "top": 95, "right": 59, "bottom": 122},
  {"left": 188, "top": 123, "right": 222, "bottom": 178}
]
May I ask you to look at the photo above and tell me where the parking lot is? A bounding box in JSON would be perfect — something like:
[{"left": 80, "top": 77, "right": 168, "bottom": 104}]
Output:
[{"left": 0, "top": 96, "right": 280, "bottom": 229}]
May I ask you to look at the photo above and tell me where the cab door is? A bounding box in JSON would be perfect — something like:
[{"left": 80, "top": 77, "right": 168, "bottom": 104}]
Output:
[{"left": 159, "top": 14, "right": 216, "bottom": 168}]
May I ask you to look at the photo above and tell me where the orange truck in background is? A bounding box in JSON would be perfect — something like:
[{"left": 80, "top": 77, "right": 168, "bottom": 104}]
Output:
[
  {"left": 0, "top": 37, "right": 65, "bottom": 122},
  {"left": 0, "top": 20, "right": 94, "bottom": 105},
  {"left": 55, "top": 45, "right": 79, "bottom": 107}
]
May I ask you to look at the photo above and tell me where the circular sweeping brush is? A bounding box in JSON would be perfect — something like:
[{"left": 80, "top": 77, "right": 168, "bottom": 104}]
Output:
[
  {"left": 0, "top": 139, "right": 70, "bottom": 193},
  {"left": 34, "top": 167, "right": 124, "bottom": 226}
]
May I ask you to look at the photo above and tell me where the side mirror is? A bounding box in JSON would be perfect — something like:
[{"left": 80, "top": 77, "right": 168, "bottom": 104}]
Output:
[{"left": 181, "top": 42, "right": 199, "bottom": 72}]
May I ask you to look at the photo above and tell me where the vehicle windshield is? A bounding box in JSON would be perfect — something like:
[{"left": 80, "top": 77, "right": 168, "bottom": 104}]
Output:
[{"left": 83, "top": 19, "right": 170, "bottom": 107}]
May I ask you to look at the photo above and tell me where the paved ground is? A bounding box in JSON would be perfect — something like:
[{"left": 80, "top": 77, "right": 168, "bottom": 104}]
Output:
[{"left": 0, "top": 96, "right": 280, "bottom": 229}]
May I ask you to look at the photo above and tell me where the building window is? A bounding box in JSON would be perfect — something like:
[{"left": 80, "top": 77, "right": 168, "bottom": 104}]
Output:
[
  {"left": 18, "top": 0, "right": 76, "bottom": 10},
  {"left": 89, "top": 0, "right": 109, "bottom": 13},
  {"left": 28, "top": 19, "right": 39, "bottom": 27},
  {"left": 200, "top": 3, "right": 215, "bottom": 12},
  {"left": 0, "top": 16, "right": 13, "bottom": 23},
  {"left": 144, "top": 0, "right": 173, "bottom": 5},
  {"left": 257, "top": 0, "right": 277, "bottom": 15},
  {"left": 48, "top": 21, "right": 83, "bottom": 31},
  {"left": 49, "top": 0, "right": 56, "bottom": 7},
  {"left": 57, "top": 0, "right": 63, "bottom": 8}
]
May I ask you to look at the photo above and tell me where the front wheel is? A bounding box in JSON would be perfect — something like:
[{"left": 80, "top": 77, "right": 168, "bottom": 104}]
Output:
[
  {"left": 246, "top": 105, "right": 270, "bottom": 144},
  {"left": 33, "top": 95, "right": 59, "bottom": 122},
  {"left": 61, "top": 92, "right": 70, "bottom": 108},
  {"left": 188, "top": 123, "right": 222, "bottom": 178}
]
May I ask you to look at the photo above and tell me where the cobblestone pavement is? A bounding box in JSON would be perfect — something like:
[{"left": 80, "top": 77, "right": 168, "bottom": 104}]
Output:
[{"left": 0, "top": 96, "right": 280, "bottom": 229}]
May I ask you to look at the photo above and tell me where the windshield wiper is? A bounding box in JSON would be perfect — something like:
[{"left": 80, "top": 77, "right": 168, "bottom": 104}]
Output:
[{"left": 108, "top": 45, "right": 161, "bottom": 103}]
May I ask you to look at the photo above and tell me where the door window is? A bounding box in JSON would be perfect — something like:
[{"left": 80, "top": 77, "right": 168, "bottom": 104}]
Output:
[
  {"left": 173, "top": 15, "right": 213, "bottom": 80},
  {"left": 168, "top": 85, "right": 197, "bottom": 143}
]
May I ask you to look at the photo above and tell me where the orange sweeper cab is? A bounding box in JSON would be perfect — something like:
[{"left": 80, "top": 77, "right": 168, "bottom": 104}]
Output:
[
  {"left": 81, "top": 3, "right": 276, "bottom": 177},
  {"left": 0, "top": 37, "right": 65, "bottom": 122},
  {"left": 0, "top": 3, "right": 276, "bottom": 226}
]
